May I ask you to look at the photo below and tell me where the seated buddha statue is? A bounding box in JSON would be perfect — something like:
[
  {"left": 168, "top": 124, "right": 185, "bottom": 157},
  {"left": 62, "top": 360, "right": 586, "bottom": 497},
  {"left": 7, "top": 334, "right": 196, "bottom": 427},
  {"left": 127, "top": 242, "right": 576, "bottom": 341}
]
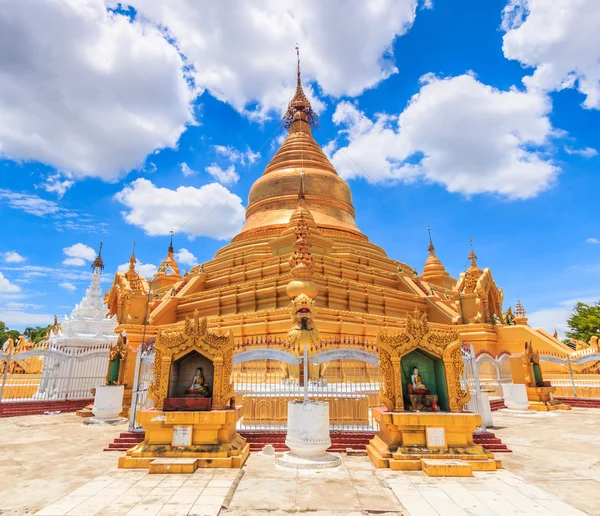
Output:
[
  {"left": 185, "top": 367, "right": 210, "bottom": 398},
  {"left": 410, "top": 366, "right": 429, "bottom": 395}
]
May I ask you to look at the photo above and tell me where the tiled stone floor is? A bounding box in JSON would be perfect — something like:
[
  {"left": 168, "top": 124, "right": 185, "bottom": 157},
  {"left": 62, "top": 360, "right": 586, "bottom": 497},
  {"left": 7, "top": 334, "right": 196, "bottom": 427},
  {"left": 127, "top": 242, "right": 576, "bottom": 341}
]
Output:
[{"left": 2, "top": 408, "right": 599, "bottom": 515}]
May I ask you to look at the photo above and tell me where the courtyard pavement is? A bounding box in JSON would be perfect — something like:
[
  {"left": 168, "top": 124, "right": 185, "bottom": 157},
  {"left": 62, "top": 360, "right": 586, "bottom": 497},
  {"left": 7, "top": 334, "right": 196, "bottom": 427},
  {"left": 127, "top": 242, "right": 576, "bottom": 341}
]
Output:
[{"left": 0, "top": 408, "right": 598, "bottom": 515}]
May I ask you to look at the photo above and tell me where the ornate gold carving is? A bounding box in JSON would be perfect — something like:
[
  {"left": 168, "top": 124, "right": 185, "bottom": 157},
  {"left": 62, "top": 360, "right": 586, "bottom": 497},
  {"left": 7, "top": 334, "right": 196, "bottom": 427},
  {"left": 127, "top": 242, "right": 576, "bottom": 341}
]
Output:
[
  {"left": 287, "top": 293, "right": 320, "bottom": 353},
  {"left": 106, "top": 333, "right": 128, "bottom": 385},
  {"left": 148, "top": 310, "right": 234, "bottom": 410},
  {"left": 376, "top": 308, "right": 468, "bottom": 413}
]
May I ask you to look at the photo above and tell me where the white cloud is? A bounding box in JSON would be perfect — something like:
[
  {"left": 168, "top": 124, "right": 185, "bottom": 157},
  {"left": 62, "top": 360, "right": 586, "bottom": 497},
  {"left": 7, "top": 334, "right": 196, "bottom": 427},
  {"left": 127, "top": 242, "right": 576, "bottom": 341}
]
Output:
[
  {"left": 174, "top": 248, "right": 198, "bottom": 266},
  {"left": 0, "top": 265, "right": 98, "bottom": 284},
  {"left": 0, "top": 272, "right": 20, "bottom": 293},
  {"left": 0, "top": 311, "right": 54, "bottom": 330},
  {"left": 527, "top": 306, "right": 569, "bottom": 340},
  {"left": 115, "top": 178, "right": 245, "bottom": 240},
  {"left": 502, "top": 0, "right": 600, "bottom": 109},
  {"left": 3, "top": 252, "right": 25, "bottom": 263},
  {"left": 205, "top": 164, "right": 239, "bottom": 186},
  {"left": 62, "top": 258, "right": 86, "bottom": 267},
  {"left": 117, "top": 0, "right": 422, "bottom": 119},
  {"left": 213, "top": 145, "right": 260, "bottom": 166},
  {"left": 586, "top": 238, "right": 600, "bottom": 244},
  {"left": 328, "top": 74, "right": 559, "bottom": 199},
  {"left": 0, "top": 189, "right": 61, "bottom": 216},
  {"left": 0, "top": 0, "right": 195, "bottom": 180},
  {"left": 59, "top": 282, "right": 77, "bottom": 291},
  {"left": 117, "top": 261, "right": 158, "bottom": 278},
  {"left": 41, "top": 173, "right": 75, "bottom": 197},
  {"left": 62, "top": 243, "right": 97, "bottom": 266},
  {"left": 180, "top": 163, "right": 196, "bottom": 177},
  {"left": 565, "top": 146, "right": 598, "bottom": 158}
]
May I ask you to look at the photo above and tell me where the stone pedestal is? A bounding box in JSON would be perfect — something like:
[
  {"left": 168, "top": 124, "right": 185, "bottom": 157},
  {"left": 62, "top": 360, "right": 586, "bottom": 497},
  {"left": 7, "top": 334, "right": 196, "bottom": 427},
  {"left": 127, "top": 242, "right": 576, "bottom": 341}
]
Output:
[
  {"left": 366, "top": 408, "right": 500, "bottom": 475},
  {"left": 88, "top": 385, "right": 125, "bottom": 423},
  {"left": 526, "top": 386, "right": 571, "bottom": 412},
  {"left": 502, "top": 384, "right": 530, "bottom": 411},
  {"left": 119, "top": 407, "right": 249, "bottom": 472},
  {"left": 276, "top": 401, "right": 341, "bottom": 469}
]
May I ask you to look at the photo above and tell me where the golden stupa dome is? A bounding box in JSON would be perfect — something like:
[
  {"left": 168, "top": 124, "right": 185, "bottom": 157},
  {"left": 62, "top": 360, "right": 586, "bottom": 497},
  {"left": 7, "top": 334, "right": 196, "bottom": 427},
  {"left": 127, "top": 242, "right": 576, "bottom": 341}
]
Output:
[
  {"left": 421, "top": 230, "right": 450, "bottom": 284},
  {"left": 237, "top": 51, "right": 363, "bottom": 240}
]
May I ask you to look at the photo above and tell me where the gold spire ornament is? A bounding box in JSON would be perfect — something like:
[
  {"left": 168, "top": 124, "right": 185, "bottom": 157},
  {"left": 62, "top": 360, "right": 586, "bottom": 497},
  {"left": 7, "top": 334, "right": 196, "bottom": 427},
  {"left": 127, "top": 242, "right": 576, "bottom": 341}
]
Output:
[
  {"left": 128, "top": 241, "right": 137, "bottom": 273},
  {"left": 91, "top": 242, "right": 105, "bottom": 272},
  {"left": 283, "top": 45, "right": 318, "bottom": 129}
]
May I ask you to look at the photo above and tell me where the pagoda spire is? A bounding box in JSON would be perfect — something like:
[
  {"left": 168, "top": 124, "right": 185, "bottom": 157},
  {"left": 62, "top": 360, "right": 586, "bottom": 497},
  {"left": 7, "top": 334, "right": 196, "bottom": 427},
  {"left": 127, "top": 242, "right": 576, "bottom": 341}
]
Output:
[
  {"left": 283, "top": 45, "right": 318, "bottom": 129},
  {"left": 168, "top": 230, "right": 174, "bottom": 258},
  {"left": 468, "top": 236, "right": 478, "bottom": 269},
  {"left": 427, "top": 226, "right": 435, "bottom": 255},
  {"left": 128, "top": 241, "right": 137, "bottom": 273},
  {"left": 91, "top": 241, "right": 104, "bottom": 272}
]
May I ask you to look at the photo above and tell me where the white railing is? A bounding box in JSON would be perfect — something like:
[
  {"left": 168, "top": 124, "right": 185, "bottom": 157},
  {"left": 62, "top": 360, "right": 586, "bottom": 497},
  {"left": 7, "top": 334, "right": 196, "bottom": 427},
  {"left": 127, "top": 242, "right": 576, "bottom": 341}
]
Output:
[{"left": 0, "top": 343, "right": 111, "bottom": 403}]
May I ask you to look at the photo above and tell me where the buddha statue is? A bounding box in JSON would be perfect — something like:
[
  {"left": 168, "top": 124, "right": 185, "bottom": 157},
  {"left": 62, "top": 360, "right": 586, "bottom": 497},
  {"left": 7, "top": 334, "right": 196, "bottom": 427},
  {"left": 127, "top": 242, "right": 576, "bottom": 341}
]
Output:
[
  {"left": 185, "top": 367, "right": 210, "bottom": 398},
  {"left": 410, "top": 366, "right": 429, "bottom": 395}
]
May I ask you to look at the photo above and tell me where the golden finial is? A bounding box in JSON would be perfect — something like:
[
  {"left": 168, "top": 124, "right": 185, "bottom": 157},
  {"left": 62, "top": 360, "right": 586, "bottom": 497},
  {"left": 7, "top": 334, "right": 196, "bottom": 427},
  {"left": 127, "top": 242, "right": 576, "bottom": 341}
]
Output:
[
  {"left": 168, "top": 230, "right": 174, "bottom": 257},
  {"left": 128, "top": 241, "right": 137, "bottom": 272},
  {"left": 427, "top": 226, "right": 434, "bottom": 255},
  {"left": 514, "top": 299, "right": 526, "bottom": 317},
  {"left": 283, "top": 44, "right": 318, "bottom": 129},
  {"left": 468, "top": 236, "right": 478, "bottom": 268},
  {"left": 91, "top": 241, "right": 104, "bottom": 272}
]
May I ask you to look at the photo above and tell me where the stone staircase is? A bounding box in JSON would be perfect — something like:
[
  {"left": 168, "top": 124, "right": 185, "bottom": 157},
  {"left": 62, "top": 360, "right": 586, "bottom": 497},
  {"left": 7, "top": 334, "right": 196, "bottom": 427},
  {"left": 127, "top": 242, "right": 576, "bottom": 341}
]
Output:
[
  {"left": 472, "top": 431, "right": 511, "bottom": 453},
  {"left": 104, "top": 431, "right": 145, "bottom": 452},
  {"left": 239, "top": 431, "right": 376, "bottom": 453},
  {"left": 555, "top": 397, "right": 600, "bottom": 408},
  {"left": 489, "top": 398, "right": 507, "bottom": 411},
  {"left": 0, "top": 399, "right": 92, "bottom": 418}
]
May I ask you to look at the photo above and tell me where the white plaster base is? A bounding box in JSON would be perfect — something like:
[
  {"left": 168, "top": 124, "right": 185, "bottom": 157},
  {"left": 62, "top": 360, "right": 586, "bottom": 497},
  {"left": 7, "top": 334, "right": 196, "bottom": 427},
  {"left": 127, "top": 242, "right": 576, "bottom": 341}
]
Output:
[
  {"left": 276, "top": 452, "right": 341, "bottom": 469},
  {"left": 84, "top": 416, "right": 127, "bottom": 426},
  {"left": 502, "top": 384, "right": 530, "bottom": 411},
  {"left": 92, "top": 385, "right": 124, "bottom": 421},
  {"left": 285, "top": 401, "right": 331, "bottom": 458}
]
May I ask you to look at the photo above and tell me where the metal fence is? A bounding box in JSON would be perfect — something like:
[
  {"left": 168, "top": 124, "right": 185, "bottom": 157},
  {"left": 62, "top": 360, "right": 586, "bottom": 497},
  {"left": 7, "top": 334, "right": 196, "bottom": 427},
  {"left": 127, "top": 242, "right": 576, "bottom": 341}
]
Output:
[
  {"left": 461, "top": 343, "right": 489, "bottom": 430},
  {"left": 232, "top": 337, "right": 380, "bottom": 432},
  {"left": 0, "top": 343, "right": 110, "bottom": 403},
  {"left": 539, "top": 352, "right": 600, "bottom": 399},
  {"left": 129, "top": 338, "right": 156, "bottom": 432}
]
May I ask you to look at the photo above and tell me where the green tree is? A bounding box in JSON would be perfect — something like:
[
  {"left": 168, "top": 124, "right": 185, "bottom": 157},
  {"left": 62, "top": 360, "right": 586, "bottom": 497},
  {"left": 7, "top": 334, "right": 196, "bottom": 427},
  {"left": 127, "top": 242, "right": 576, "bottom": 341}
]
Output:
[
  {"left": 0, "top": 321, "right": 20, "bottom": 346},
  {"left": 566, "top": 301, "right": 600, "bottom": 344},
  {"left": 23, "top": 325, "right": 52, "bottom": 344}
]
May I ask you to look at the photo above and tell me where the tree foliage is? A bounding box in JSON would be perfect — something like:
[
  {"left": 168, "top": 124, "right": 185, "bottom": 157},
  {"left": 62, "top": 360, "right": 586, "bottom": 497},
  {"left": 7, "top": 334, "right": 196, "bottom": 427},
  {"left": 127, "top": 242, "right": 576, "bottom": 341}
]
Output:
[
  {"left": 0, "top": 321, "right": 21, "bottom": 346},
  {"left": 566, "top": 301, "right": 600, "bottom": 344}
]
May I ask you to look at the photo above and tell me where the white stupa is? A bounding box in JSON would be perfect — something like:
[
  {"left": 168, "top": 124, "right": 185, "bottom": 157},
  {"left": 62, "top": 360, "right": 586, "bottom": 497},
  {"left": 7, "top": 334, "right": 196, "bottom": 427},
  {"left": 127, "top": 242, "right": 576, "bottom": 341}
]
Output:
[
  {"left": 36, "top": 243, "right": 117, "bottom": 400},
  {"left": 48, "top": 243, "right": 117, "bottom": 348}
]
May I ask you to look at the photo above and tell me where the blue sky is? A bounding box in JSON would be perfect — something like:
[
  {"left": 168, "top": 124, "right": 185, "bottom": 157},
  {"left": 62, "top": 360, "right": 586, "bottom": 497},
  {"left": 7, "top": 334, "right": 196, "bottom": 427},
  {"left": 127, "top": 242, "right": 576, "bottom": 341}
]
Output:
[{"left": 0, "top": 0, "right": 599, "bottom": 336}]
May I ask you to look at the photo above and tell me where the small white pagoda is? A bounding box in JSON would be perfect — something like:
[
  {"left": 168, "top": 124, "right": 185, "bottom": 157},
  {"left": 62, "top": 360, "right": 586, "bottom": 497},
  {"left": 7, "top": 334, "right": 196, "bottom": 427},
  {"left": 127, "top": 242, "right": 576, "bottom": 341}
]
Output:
[
  {"left": 36, "top": 244, "right": 117, "bottom": 399},
  {"left": 49, "top": 243, "right": 117, "bottom": 348}
]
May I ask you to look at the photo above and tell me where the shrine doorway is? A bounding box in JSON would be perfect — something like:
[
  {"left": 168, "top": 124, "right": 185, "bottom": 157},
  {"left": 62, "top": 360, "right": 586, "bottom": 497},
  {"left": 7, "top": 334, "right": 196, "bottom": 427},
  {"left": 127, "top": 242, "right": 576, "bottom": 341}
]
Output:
[
  {"left": 168, "top": 350, "right": 214, "bottom": 399},
  {"left": 400, "top": 349, "right": 449, "bottom": 411}
]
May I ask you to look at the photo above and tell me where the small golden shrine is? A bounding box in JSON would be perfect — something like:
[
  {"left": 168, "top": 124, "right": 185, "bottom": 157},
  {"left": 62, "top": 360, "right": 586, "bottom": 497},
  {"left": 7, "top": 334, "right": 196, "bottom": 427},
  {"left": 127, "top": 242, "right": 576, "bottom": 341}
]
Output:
[
  {"left": 119, "top": 311, "right": 249, "bottom": 473},
  {"left": 509, "top": 341, "right": 571, "bottom": 412},
  {"left": 367, "top": 309, "right": 500, "bottom": 476}
]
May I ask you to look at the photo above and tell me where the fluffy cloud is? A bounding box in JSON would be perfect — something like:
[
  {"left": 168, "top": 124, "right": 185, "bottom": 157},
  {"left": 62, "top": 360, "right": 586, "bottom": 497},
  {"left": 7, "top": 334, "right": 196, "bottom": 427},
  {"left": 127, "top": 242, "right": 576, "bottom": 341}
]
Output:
[
  {"left": 0, "top": 311, "right": 54, "bottom": 330},
  {"left": 62, "top": 243, "right": 97, "bottom": 266},
  {"left": 59, "top": 282, "right": 77, "bottom": 291},
  {"left": 180, "top": 163, "right": 195, "bottom": 177},
  {"left": 117, "top": 261, "right": 158, "bottom": 278},
  {"left": 3, "top": 252, "right": 25, "bottom": 263},
  {"left": 213, "top": 145, "right": 260, "bottom": 166},
  {"left": 175, "top": 248, "right": 198, "bottom": 266},
  {"left": 117, "top": 0, "right": 423, "bottom": 119},
  {"left": 0, "top": 0, "right": 195, "bottom": 180},
  {"left": 328, "top": 74, "right": 559, "bottom": 199},
  {"left": 564, "top": 146, "right": 598, "bottom": 158},
  {"left": 41, "top": 174, "right": 75, "bottom": 197},
  {"left": 205, "top": 164, "right": 239, "bottom": 186},
  {"left": 115, "top": 178, "right": 246, "bottom": 240},
  {"left": 0, "top": 272, "right": 20, "bottom": 293},
  {"left": 587, "top": 238, "right": 599, "bottom": 244},
  {"left": 502, "top": 0, "right": 600, "bottom": 109}
]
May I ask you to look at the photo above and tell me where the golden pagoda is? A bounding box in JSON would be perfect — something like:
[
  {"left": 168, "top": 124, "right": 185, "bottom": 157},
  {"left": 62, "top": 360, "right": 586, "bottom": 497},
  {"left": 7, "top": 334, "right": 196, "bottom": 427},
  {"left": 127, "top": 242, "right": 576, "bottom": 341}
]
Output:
[{"left": 106, "top": 50, "right": 583, "bottom": 411}]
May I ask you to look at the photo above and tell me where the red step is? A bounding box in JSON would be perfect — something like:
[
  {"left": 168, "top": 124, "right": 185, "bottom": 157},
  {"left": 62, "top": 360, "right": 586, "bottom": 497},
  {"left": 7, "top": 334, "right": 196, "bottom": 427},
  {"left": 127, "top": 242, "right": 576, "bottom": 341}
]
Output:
[
  {"left": 240, "top": 431, "right": 376, "bottom": 453},
  {"left": 555, "top": 397, "right": 600, "bottom": 408},
  {"left": 489, "top": 399, "right": 507, "bottom": 411},
  {"left": 103, "top": 431, "right": 145, "bottom": 452},
  {"left": 0, "top": 399, "right": 92, "bottom": 418},
  {"left": 473, "top": 431, "right": 511, "bottom": 453}
]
